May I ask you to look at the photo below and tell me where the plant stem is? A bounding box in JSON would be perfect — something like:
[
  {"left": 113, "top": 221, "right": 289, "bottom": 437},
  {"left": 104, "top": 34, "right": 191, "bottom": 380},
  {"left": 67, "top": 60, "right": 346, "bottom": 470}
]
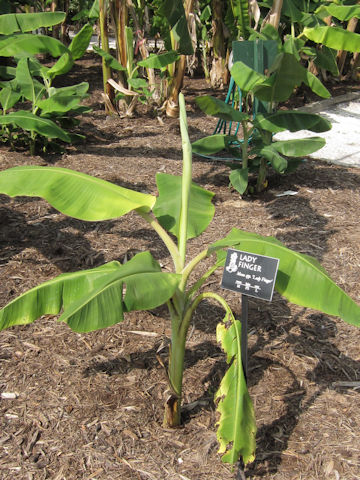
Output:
[
  {"left": 136, "top": 209, "right": 182, "bottom": 272},
  {"left": 178, "top": 93, "right": 192, "bottom": 270}
]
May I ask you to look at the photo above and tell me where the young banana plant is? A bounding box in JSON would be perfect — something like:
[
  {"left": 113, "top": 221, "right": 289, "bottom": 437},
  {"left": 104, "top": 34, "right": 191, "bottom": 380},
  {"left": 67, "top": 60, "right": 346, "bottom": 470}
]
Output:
[{"left": 0, "top": 93, "right": 359, "bottom": 466}]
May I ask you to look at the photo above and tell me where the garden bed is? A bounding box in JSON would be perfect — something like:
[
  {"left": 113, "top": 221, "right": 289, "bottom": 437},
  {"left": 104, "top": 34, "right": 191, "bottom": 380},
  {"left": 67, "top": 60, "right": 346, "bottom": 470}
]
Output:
[{"left": 0, "top": 54, "right": 359, "bottom": 480}]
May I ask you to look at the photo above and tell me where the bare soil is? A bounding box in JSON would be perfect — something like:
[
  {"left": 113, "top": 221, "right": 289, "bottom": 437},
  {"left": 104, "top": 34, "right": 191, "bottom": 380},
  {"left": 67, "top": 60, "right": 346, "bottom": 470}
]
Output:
[{"left": 0, "top": 55, "right": 360, "bottom": 480}]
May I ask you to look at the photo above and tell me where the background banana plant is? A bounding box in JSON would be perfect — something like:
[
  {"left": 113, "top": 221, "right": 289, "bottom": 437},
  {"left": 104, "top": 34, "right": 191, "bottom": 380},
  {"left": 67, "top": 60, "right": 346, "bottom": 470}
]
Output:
[
  {"left": 0, "top": 11, "right": 92, "bottom": 153},
  {"left": 0, "top": 94, "right": 359, "bottom": 466},
  {"left": 192, "top": 45, "right": 331, "bottom": 194}
]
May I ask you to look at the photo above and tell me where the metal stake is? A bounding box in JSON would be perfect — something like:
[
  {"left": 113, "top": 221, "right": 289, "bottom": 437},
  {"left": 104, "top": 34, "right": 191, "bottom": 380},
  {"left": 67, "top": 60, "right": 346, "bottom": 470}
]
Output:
[{"left": 241, "top": 294, "right": 248, "bottom": 381}]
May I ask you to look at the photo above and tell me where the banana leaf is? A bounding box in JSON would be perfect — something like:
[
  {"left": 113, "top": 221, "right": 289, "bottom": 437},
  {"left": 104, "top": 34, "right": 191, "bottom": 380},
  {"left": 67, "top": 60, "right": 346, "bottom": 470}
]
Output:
[
  {"left": 153, "top": 173, "right": 215, "bottom": 240},
  {"left": 138, "top": 51, "right": 180, "bottom": 69},
  {"left": 15, "top": 57, "right": 45, "bottom": 103},
  {"left": 0, "top": 111, "right": 70, "bottom": 142},
  {"left": 211, "top": 229, "right": 360, "bottom": 327},
  {"left": 253, "top": 111, "right": 331, "bottom": 133},
  {"left": 316, "top": 4, "right": 360, "bottom": 22},
  {"left": 0, "top": 252, "right": 181, "bottom": 333},
  {"left": 304, "top": 26, "right": 360, "bottom": 53},
  {"left": 271, "top": 137, "right": 325, "bottom": 156},
  {"left": 192, "top": 134, "right": 238, "bottom": 156},
  {"left": 0, "top": 12, "right": 66, "bottom": 35},
  {"left": 216, "top": 314, "right": 256, "bottom": 464},
  {"left": 0, "top": 166, "right": 156, "bottom": 221},
  {"left": 93, "top": 46, "right": 126, "bottom": 71},
  {"left": 196, "top": 96, "right": 249, "bottom": 123},
  {"left": 0, "top": 86, "right": 21, "bottom": 111},
  {"left": 68, "top": 23, "right": 93, "bottom": 60},
  {"left": 0, "top": 34, "right": 69, "bottom": 58},
  {"left": 159, "top": 0, "right": 194, "bottom": 55}
]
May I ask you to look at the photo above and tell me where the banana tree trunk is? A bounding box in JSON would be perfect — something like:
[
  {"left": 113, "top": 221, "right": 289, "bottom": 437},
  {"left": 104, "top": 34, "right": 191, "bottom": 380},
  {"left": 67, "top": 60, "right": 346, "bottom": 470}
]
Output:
[
  {"left": 337, "top": 17, "right": 358, "bottom": 76},
  {"left": 127, "top": 0, "right": 156, "bottom": 93},
  {"left": 99, "top": 0, "right": 115, "bottom": 112},
  {"left": 209, "top": 0, "right": 228, "bottom": 89},
  {"left": 262, "top": 0, "right": 284, "bottom": 30},
  {"left": 166, "top": 0, "right": 195, "bottom": 118}
]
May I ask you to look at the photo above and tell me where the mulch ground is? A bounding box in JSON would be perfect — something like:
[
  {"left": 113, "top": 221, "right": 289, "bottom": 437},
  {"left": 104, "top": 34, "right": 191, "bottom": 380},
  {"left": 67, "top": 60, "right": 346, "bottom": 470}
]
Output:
[{"left": 0, "top": 54, "right": 359, "bottom": 480}]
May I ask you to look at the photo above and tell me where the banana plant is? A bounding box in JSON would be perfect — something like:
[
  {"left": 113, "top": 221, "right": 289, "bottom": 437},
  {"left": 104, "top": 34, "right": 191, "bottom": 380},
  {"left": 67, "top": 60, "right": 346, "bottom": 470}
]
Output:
[
  {"left": 193, "top": 49, "right": 331, "bottom": 194},
  {"left": 0, "top": 94, "right": 359, "bottom": 466},
  {"left": 0, "top": 11, "right": 92, "bottom": 153}
]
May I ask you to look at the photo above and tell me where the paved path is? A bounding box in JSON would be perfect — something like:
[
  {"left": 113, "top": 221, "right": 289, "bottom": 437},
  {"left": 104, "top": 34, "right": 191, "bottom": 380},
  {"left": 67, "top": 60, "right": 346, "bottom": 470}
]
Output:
[{"left": 276, "top": 92, "right": 360, "bottom": 168}]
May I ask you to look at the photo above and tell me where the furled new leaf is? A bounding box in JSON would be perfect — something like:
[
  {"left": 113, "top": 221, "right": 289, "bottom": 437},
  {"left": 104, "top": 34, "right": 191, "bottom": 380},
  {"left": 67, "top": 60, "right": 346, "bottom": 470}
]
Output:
[
  {"left": 0, "top": 252, "right": 180, "bottom": 333},
  {"left": 153, "top": 173, "right": 215, "bottom": 240},
  {"left": 0, "top": 111, "right": 71, "bottom": 141},
  {"left": 211, "top": 229, "right": 360, "bottom": 327},
  {"left": 216, "top": 312, "right": 256, "bottom": 464},
  {"left": 0, "top": 166, "right": 156, "bottom": 221}
]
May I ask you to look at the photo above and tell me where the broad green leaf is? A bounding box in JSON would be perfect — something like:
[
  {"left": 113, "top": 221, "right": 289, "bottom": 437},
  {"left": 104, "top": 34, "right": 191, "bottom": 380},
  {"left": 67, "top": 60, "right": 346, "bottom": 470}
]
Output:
[
  {"left": 272, "top": 137, "right": 325, "bottom": 156},
  {"left": 0, "top": 65, "right": 16, "bottom": 79},
  {"left": 313, "top": 46, "right": 339, "bottom": 77},
  {"left": 159, "top": 0, "right": 194, "bottom": 55},
  {"left": 0, "top": 34, "right": 69, "bottom": 57},
  {"left": 230, "top": 61, "right": 266, "bottom": 93},
  {"left": 281, "top": 0, "right": 303, "bottom": 22},
  {"left": 258, "top": 145, "right": 288, "bottom": 173},
  {"left": 0, "top": 86, "right": 21, "bottom": 110},
  {"left": 303, "top": 26, "right": 360, "bottom": 53},
  {"left": 16, "top": 57, "right": 44, "bottom": 103},
  {"left": 0, "top": 111, "right": 70, "bottom": 141},
  {"left": 0, "top": 261, "right": 121, "bottom": 331},
  {"left": 93, "top": 45, "right": 126, "bottom": 71},
  {"left": 254, "top": 53, "right": 304, "bottom": 102},
  {"left": 0, "top": 12, "right": 66, "bottom": 35},
  {"left": 216, "top": 314, "right": 256, "bottom": 464},
  {"left": 254, "top": 111, "right": 332, "bottom": 133},
  {"left": 230, "top": 0, "right": 251, "bottom": 40},
  {"left": 59, "top": 252, "right": 180, "bottom": 332},
  {"left": 0, "top": 252, "right": 181, "bottom": 333},
  {"left": 0, "top": 166, "right": 156, "bottom": 221},
  {"left": 192, "top": 134, "right": 237, "bottom": 156},
  {"left": 229, "top": 167, "right": 249, "bottom": 194},
  {"left": 37, "top": 89, "right": 88, "bottom": 114},
  {"left": 68, "top": 23, "right": 93, "bottom": 60},
  {"left": 304, "top": 70, "right": 330, "bottom": 98},
  {"left": 153, "top": 173, "right": 215, "bottom": 240},
  {"left": 89, "top": 0, "right": 100, "bottom": 19},
  {"left": 46, "top": 53, "right": 74, "bottom": 79},
  {"left": 138, "top": 51, "right": 180, "bottom": 69},
  {"left": 196, "top": 96, "right": 249, "bottom": 123},
  {"left": 211, "top": 229, "right": 360, "bottom": 327},
  {"left": 49, "top": 82, "right": 89, "bottom": 97},
  {"left": 316, "top": 4, "right": 360, "bottom": 21}
]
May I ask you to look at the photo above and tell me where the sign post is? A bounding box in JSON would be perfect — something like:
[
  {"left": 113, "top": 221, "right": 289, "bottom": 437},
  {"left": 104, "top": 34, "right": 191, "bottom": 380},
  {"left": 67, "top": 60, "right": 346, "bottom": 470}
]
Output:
[{"left": 221, "top": 248, "right": 279, "bottom": 378}]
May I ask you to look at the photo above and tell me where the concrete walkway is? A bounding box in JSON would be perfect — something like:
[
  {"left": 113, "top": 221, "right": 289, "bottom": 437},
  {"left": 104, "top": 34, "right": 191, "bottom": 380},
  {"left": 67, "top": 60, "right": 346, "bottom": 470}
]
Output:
[{"left": 276, "top": 92, "right": 360, "bottom": 168}]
